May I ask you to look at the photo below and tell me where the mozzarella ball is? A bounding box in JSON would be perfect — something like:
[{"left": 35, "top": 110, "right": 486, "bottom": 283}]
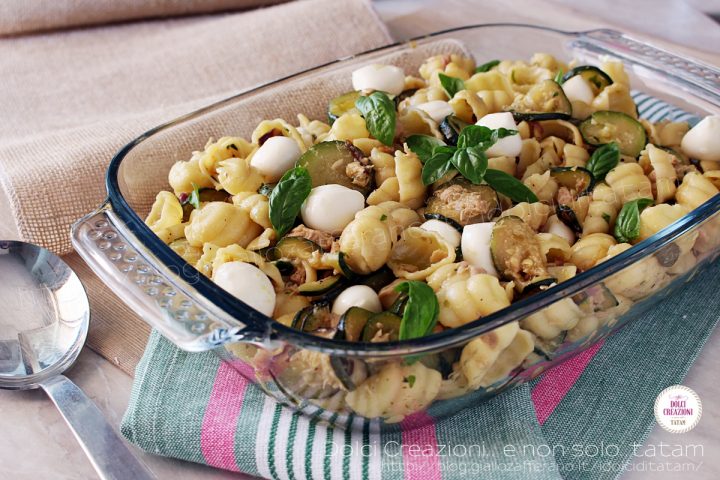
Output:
[
  {"left": 476, "top": 112, "right": 522, "bottom": 158},
  {"left": 461, "top": 222, "right": 499, "bottom": 277},
  {"left": 561, "top": 75, "right": 594, "bottom": 105},
  {"left": 301, "top": 184, "right": 365, "bottom": 235},
  {"left": 331, "top": 285, "right": 382, "bottom": 315},
  {"left": 420, "top": 219, "right": 461, "bottom": 249},
  {"left": 543, "top": 215, "right": 575, "bottom": 244},
  {"left": 681, "top": 115, "right": 720, "bottom": 162},
  {"left": 415, "top": 101, "right": 454, "bottom": 124},
  {"left": 250, "top": 136, "right": 302, "bottom": 182},
  {"left": 213, "top": 261, "right": 276, "bottom": 317},
  {"left": 352, "top": 64, "right": 406, "bottom": 96}
]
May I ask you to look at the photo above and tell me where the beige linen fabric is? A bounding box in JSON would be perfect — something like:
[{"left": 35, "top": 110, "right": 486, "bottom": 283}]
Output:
[
  {"left": 0, "top": 0, "right": 392, "bottom": 374},
  {"left": 0, "top": 0, "right": 288, "bottom": 36}
]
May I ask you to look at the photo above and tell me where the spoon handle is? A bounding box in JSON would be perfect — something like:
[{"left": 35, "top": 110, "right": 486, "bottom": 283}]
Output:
[{"left": 40, "top": 375, "right": 156, "bottom": 480}]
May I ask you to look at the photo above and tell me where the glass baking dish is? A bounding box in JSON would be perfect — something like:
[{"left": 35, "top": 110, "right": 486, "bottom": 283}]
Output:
[{"left": 71, "top": 24, "right": 720, "bottom": 427}]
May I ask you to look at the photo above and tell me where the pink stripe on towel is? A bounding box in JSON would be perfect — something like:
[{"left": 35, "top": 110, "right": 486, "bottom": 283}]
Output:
[
  {"left": 531, "top": 341, "right": 604, "bottom": 425},
  {"left": 401, "top": 412, "right": 442, "bottom": 480},
  {"left": 200, "top": 362, "right": 249, "bottom": 471}
]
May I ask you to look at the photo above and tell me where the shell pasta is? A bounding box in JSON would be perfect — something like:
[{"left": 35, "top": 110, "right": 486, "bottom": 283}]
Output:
[{"left": 145, "top": 50, "right": 720, "bottom": 422}]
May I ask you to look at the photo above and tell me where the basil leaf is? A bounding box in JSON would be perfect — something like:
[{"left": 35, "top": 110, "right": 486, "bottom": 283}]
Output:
[
  {"left": 450, "top": 146, "right": 487, "bottom": 184},
  {"left": 484, "top": 169, "right": 539, "bottom": 203},
  {"left": 396, "top": 281, "right": 439, "bottom": 341},
  {"left": 186, "top": 183, "right": 201, "bottom": 210},
  {"left": 614, "top": 198, "right": 653, "bottom": 243},
  {"left": 457, "top": 125, "right": 492, "bottom": 149},
  {"left": 355, "top": 91, "right": 396, "bottom": 146},
  {"left": 269, "top": 167, "right": 312, "bottom": 237},
  {"left": 475, "top": 60, "right": 500, "bottom": 73},
  {"left": 438, "top": 73, "right": 465, "bottom": 99},
  {"left": 457, "top": 125, "right": 516, "bottom": 150},
  {"left": 586, "top": 142, "right": 620, "bottom": 181},
  {"left": 421, "top": 150, "right": 454, "bottom": 185},
  {"left": 554, "top": 69, "right": 565, "bottom": 85},
  {"left": 406, "top": 134, "right": 445, "bottom": 163}
]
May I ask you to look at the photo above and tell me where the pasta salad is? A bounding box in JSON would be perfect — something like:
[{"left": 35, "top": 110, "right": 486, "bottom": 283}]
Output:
[{"left": 145, "top": 52, "right": 720, "bottom": 420}]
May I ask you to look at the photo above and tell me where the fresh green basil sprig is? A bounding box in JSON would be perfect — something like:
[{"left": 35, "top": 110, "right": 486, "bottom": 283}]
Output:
[
  {"left": 586, "top": 142, "right": 620, "bottom": 181},
  {"left": 269, "top": 166, "right": 312, "bottom": 237},
  {"left": 395, "top": 280, "right": 439, "bottom": 341},
  {"left": 438, "top": 72, "right": 465, "bottom": 99},
  {"left": 614, "top": 198, "right": 654, "bottom": 243},
  {"left": 407, "top": 126, "right": 539, "bottom": 203},
  {"left": 475, "top": 60, "right": 500, "bottom": 73},
  {"left": 355, "top": 91, "right": 396, "bottom": 146}
]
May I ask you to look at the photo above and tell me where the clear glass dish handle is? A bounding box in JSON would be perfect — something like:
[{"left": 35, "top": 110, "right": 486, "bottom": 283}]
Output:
[
  {"left": 71, "top": 204, "right": 271, "bottom": 352},
  {"left": 571, "top": 29, "right": 720, "bottom": 103}
]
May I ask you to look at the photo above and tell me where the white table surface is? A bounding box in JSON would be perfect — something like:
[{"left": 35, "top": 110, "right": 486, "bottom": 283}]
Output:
[{"left": 1, "top": 1, "right": 719, "bottom": 479}]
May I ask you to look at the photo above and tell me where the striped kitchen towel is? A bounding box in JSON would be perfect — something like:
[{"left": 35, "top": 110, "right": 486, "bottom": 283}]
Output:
[{"left": 121, "top": 95, "right": 717, "bottom": 479}]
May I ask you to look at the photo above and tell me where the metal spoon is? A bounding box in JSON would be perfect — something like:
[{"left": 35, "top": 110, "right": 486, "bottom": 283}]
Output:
[{"left": 0, "top": 240, "right": 154, "bottom": 480}]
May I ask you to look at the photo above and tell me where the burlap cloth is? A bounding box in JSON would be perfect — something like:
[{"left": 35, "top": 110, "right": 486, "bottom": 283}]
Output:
[
  {"left": 0, "top": 0, "right": 392, "bottom": 374},
  {"left": 0, "top": 0, "right": 287, "bottom": 36}
]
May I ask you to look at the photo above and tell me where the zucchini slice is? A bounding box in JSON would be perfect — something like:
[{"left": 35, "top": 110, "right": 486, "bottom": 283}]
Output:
[
  {"left": 359, "top": 266, "right": 396, "bottom": 292},
  {"left": 655, "top": 242, "right": 680, "bottom": 267},
  {"left": 362, "top": 311, "right": 402, "bottom": 342},
  {"left": 257, "top": 183, "right": 275, "bottom": 197},
  {"left": 422, "top": 213, "right": 463, "bottom": 231},
  {"left": 555, "top": 204, "right": 583, "bottom": 234},
  {"left": 509, "top": 79, "right": 572, "bottom": 122},
  {"left": 425, "top": 178, "right": 500, "bottom": 227},
  {"left": 579, "top": 111, "right": 647, "bottom": 157},
  {"left": 394, "top": 88, "right": 418, "bottom": 109},
  {"left": 291, "top": 302, "right": 334, "bottom": 333},
  {"left": 298, "top": 275, "right": 344, "bottom": 296},
  {"left": 328, "top": 91, "right": 360, "bottom": 124},
  {"left": 389, "top": 292, "right": 408, "bottom": 316},
  {"left": 295, "top": 141, "right": 373, "bottom": 195},
  {"left": 572, "top": 283, "right": 618, "bottom": 313},
  {"left": 490, "top": 216, "right": 549, "bottom": 291},
  {"left": 562, "top": 66, "right": 613, "bottom": 95},
  {"left": 273, "top": 237, "right": 322, "bottom": 261},
  {"left": 438, "top": 115, "right": 470, "bottom": 146},
  {"left": 272, "top": 260, "right": 295, "bottom": 276},
  {"left": 550, "top": 166, "right": 595, "bottom": 196},
  {"left": 533, "top": 332, "right": 567, "bottom": 361},
  {"left": 329, "top": 356, "right": 368, "bottom": 391},
  {"left": 338, "top": 251, "right": 361, "bottom": 280},
  {"left": 419, "top": 349, "right": 459, "bottom": 378},
  {"left": 335, "top": 306, "right": 373, "bottom": 342},
  {"left": 516, "top": 276, "right": 557, "bottom": 300}
]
